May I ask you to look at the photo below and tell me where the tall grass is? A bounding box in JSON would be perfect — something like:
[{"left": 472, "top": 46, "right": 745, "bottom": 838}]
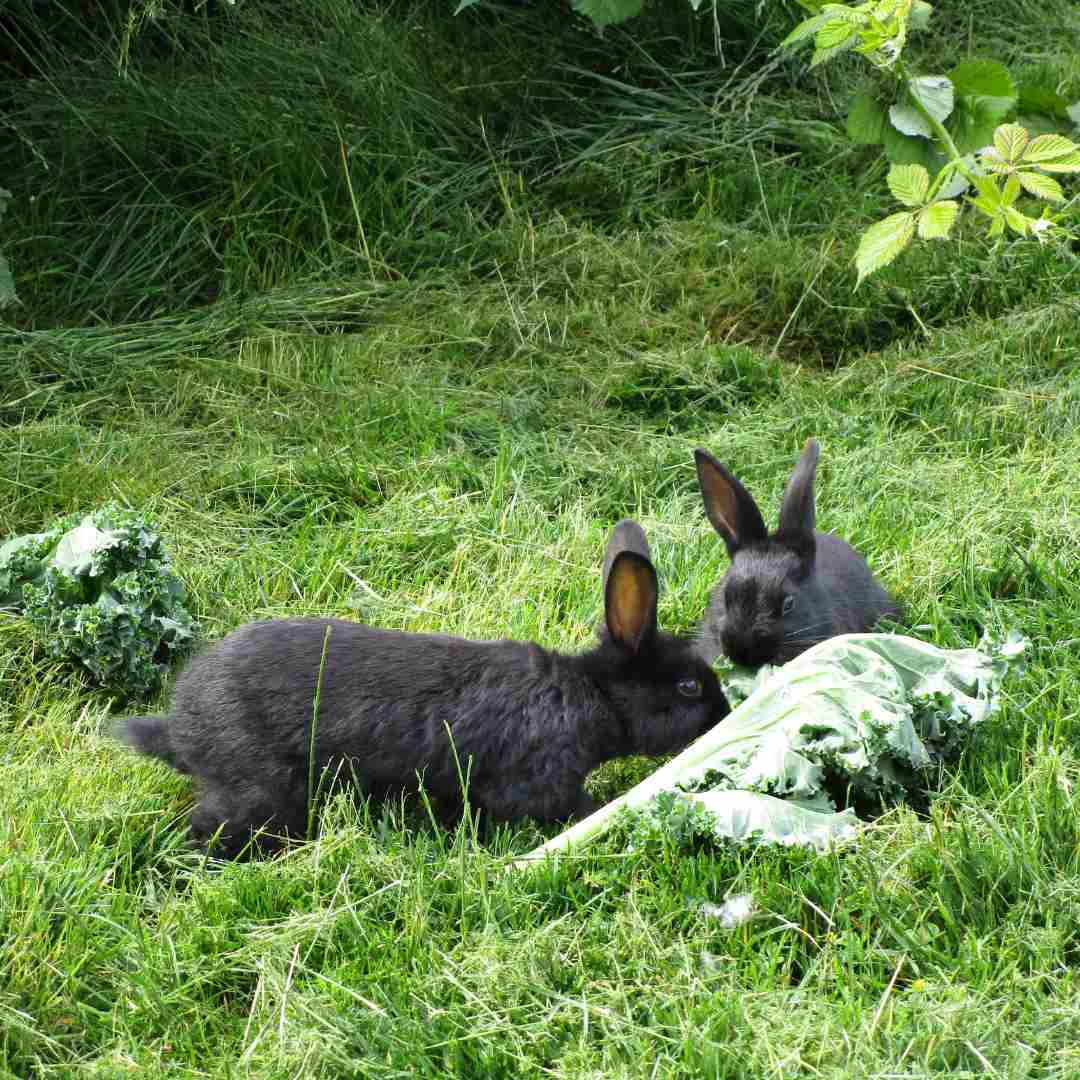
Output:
[{"left": 4, "top": 1, "right": 503, "bottom": 325}]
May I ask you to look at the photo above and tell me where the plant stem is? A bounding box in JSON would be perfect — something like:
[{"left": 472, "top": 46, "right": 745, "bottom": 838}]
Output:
[{"left": 894, "top": 58, "right": 980, "bottom": 197}]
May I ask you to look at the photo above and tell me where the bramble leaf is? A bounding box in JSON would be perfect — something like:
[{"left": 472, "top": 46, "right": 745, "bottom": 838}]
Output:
[
  {"left": 909, "top": 75, "right": 954, "bottom": 124},
  {"left": 1003, "top": 206, "right": 1032, "bottom": 235},
  {"left": 1021, "top": 134, "right": 1080, "bottom": 172},
  {"left": 782, "top": 12, "right": 836, "bottom": 49},
  {"left": 883, "top": 122, "right": 943, "bottom": 171},
  {"left": 1022, "top": 133, "right": 1076, "bottom": 162},
  {"left": 887, "top": 163, "right": 930, "bottom": 206},
  {"left": 952, "top": 98, "right": 1007, "bottom": 155},
  {"left": 909, "top": 1, "right": 933, "bottom": 30},
  {"left": 1033, "top": 151, "right": 1080, "bottom": 173},
  {"left": 917, "top": 200, "right": 958, "bottom": 239},
  {"left": 570, "top": 0, "right": 643, "bottom": 27},
  {"left": 993, "top": 123, "right": 1029, "bottom": 163},
  {"left": 816, "top": 19, "right": 857, "bottom": 49},
  {"left": 890, "top": 103, "right": 931, "bottom": 138},
  {"left": 847, "top": 92, "right": 888, "bottom": 144},
  {"left": 949, "top": 60, "right": 1017, "bottom": 122},
  {"left": 854, "top": 211, "right": 916, "bottom": 286},
  {"left": 811, "top": 35, "right": 860, "bottom": 68},
  {"left": 934, "top": 159, "right": 974, "bottom": 199},
  {"left": 1015, "top": 171, "right": 1065, "bottom": 202}
]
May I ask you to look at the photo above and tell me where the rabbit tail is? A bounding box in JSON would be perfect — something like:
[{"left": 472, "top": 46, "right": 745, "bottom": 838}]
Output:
[{"left": 117, "top": 715, "right": 189, "bottom": 773}]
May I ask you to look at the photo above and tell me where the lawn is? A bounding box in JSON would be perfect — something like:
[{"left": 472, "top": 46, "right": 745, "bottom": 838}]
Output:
[{"left": 2, "top": 1, "right": 1080, "bottom": 1076}]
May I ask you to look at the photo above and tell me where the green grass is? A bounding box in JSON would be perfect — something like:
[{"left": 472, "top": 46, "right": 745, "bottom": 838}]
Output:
[{"left": 4, "top": 0, "right": 1080, "bottom": 1075}]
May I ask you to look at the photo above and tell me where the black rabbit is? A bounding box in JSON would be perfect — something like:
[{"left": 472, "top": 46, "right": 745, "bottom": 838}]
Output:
[
  {"left": 694, "top": 438, "right": 902, "bottom": 668},
  {"left": 118, "top": 521, "right": 729, "bottom": 857}
]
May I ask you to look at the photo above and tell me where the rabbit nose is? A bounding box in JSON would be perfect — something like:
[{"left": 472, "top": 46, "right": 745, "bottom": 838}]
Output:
[{"left": 722, "top": 630, "right": 773, "bottom": 667}]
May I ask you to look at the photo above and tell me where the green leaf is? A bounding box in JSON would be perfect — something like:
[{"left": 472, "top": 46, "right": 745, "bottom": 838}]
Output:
[
  {"left": 811, "top": 38, "right": 860, "bottom": 69},
  {"left": 1036, "top": 153, "right": 1080, "bottom": 173},
  {"left": 1017, "top": 81, "right": 1071, "bottom": 122},
  {"left": 973, "top": 174, "right": 1002, "bottom": 206},
  {"left": 994, "top": 123, "right": 1029, "bottom": 163},
  {"left": 453, "top": 0, "right": 482, "bottom": 11},
  {"left": 949, "top": 59, "right": 1017, "bottom": 122},
  {"left": 816, "top": 19, "right": 857, "bottom": 49},
  {"left": 570, "top": 0, "right": 643, "bottom": 27},
  {"left": 854, "top": 211, "right": 916, "bottom": 287},
  {"left": 933, "top": 159, "right": 973, "bottom": 199},
  {"left": 847, "top": 92, "right": 887, "bottom": 144},
  {"left": 972, "top": 176, "right": 1006, "bottom": 230},
  {"left": 909, "top": 75, "right": 954, "bottom": 124},
  {"left": 917, "top": 200, "right": 958, "bottom": 239},
  {"left": 1002, "top": 174, "right": 1020, "bottom": 206},
  {"left": 946, "top": 63, "right": 1016, "bottom": 157},
  {"left": 1003, "top": 206, "right": 1031, "bottom": 235},
  {"left": 951, "top": 98, "right": 1006, "bottom": 155},
  {"left": 781, "top": 12, "right": 835, "bottom": 49},
  {"left": 882, "top": 123, "right": 944, "bottom": 172},
  {"left": 909, "top": 1, "right": 933, "bottom": 29},
  {"left": 887, "top": 163, "right": 930, "bottom": 206},
  {"left": 1015, "top": 171, "right": 1065, "bottom": 202},
  {"left": 890, "top": 103, "right": 931, "bottom": 138},
  {"left": 1023, "top": 133, "right": 1080, "bottom": 164}
]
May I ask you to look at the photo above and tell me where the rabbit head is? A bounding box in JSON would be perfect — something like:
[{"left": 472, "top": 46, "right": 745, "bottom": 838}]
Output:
[
  {"left": 694, "top": 439, "right": 899, "bottom": 668},
  {"left": 596, "top": 526, "right": 728, "bottom": 757}
]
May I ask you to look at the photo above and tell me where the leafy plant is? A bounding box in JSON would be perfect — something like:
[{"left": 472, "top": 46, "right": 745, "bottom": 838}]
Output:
[
  {"left": 454, "top": 0, "right": 1080, "bottom": 286},
  {"left": 0, "top": 504, "right": 196, "bottom": 699},
  {"left": 781, "top": 2, "right": 1080, "bottom": 284},
  {"left": 513, "top": 631, "right": 1026, "bottom": 867}
]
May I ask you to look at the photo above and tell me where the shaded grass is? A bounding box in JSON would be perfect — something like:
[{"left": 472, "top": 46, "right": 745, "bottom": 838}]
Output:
[{"left": 7, "top": 0, "right": 1078, "bottom": 335}]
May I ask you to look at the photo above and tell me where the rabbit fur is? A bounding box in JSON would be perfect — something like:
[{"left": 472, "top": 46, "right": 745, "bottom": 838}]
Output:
[
  {"left": 694, "top": 438, "right": 902, "bottom": 668},
  {"left": 119, "top": 521, "right": 729, "bottom": 857}
]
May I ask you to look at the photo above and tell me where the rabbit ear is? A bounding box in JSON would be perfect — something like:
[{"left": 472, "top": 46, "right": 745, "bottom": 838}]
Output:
[
  {"left": 604, "top": 551, "right": 659, "bottom": 656},
  {"left": 694, "top": 449, "right": 767, "bottom": 557},
  {"left": 777, "top": 438, "right": 819, "bottom": 538},
  {"left": 602, "top": 519, "right": 652, "bottom": 594}
]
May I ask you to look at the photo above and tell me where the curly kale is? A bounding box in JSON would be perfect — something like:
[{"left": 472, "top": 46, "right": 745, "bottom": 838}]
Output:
[{"left": 0, "top": 504, "right": 196, "bottom": 699}]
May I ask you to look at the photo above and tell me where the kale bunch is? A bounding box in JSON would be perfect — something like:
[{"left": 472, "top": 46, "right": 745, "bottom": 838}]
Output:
[{"left": 0, "top": 503, "right": 196, "bottom": 699}]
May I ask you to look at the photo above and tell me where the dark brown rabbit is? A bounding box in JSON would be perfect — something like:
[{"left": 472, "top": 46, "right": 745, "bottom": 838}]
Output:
[
  {"left": 118, "top": 521, "right": 730, "bottom": 857},
  {"left": 694, "top": 438, "right": 902, "bottom": 668}
]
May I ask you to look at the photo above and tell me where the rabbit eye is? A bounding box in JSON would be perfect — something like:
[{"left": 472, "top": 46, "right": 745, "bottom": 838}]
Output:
[
  {"left": 781, "top": 595, "right": 795, "bottom": 615},
  {"left": 677, "top": 677, "right": 703, "bottom": 700}
]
